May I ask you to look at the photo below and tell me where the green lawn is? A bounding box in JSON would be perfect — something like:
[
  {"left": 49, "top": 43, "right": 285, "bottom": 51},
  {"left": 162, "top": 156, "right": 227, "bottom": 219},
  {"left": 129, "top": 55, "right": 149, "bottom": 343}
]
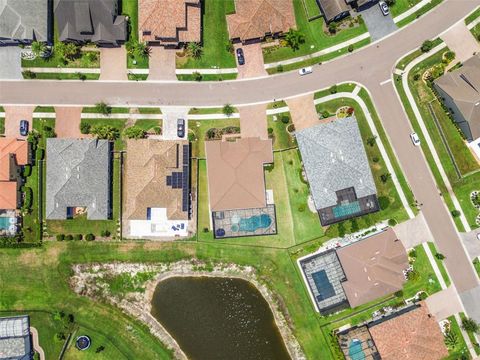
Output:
[
  {"left": 471, "top": 23, "right": 480, "bottom": 42},
  {"left": 389, "top": 0, "right": 423, "bottom": 17},
  {"left": 177, "top": 73, "right": 237, "bottom": 81},
  {"left": 24, "top": 73, "right": 100, "bottom": 80},
  {"left": 263, "top": 0, "right": 368, "bottom": 64},
  {"left": 121, "top": 0, "right": 139, "bottom": 41},
  {"left": 22, "top": 51, "right": 100, "bottom": 69},
  {"left": 460, "top": 312, "right": 480, "bottom": 355},
  {"left": 189, "top": 118, "right": 240, "bottom": 158},
  {"left": 267, "top": 112, "right": 296, "bottom": 150},
  {"left": 395, "top": 0, "right": 443, "bottom": 28},
  {"left": 427, "top": 242, "right": 451, "bottom": 287},
  {"left": 0, "top": 118, "right": 4, "bottom": 134},
  {"left": 444, "top": 315, "right": 471, "bottom": 360},
  {"left": 176, "top": 0, "right": 236, "bottom": 69},
  {"left": 138, "top": 107, "right": 162, "bottom": 115},
  {"left": 474, "top": 258, "right": 480, "bottom": 277},
  {"left": 134, "top": 119, "right": 161, "bottom": 131},
  {"left": 303, "top": 0, "right": 321, "bottom": 18},
  {"left": 82, "top": 107, "right": 130, "bottom": 114},
  {"left": 465, "top": 7, "right": 480, "bottom": 25}
]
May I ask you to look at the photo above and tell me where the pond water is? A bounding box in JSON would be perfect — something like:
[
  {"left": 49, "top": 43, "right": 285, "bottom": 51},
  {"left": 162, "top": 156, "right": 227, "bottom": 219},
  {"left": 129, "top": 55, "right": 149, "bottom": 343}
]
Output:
[{"left": 150, "top": 276, "right": 291, "bottom": 360}]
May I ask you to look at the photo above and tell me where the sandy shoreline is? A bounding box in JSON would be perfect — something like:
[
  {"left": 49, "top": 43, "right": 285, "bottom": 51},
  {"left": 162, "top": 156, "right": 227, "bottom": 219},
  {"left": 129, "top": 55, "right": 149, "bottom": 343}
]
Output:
[{"left": 70, "top": 260, "right": 306, "bottom": 360}]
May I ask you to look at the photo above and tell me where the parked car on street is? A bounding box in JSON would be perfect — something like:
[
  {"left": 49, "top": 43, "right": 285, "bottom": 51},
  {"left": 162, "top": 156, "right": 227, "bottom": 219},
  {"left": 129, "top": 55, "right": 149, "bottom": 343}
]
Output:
[
  {"left": 410, "top": 132, "right": 421, "bottom": 146},
  {"left": 177, "top": 118, "right": 185, "bottom": 138},
  {"left": 299, "top": 67, "right": 313, "bottom": 76},
  {"left": 379, "top": 1, "right": 389, "bottom": 16},
  {"left": 236, "top": 48, "right": 245, "bottom": 66},
  {"left": 19, "top": 120, "right": 29, "bottom": 136}
]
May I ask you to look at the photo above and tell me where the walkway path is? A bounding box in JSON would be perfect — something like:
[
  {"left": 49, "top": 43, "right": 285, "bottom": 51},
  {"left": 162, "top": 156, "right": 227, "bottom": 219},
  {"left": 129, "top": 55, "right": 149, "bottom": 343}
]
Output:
[{"left": 30, "top": 327, "right": 45, "bottom": 360}]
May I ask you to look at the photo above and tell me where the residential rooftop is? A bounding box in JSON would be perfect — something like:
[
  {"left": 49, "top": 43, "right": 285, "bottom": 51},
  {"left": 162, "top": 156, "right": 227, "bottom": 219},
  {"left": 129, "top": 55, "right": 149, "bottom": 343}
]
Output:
[
  {"left": 226, "top": 0, "right": 295, "bottom": 42},
  {"left": 0, "top": 138, "right": 29, "bottom": 210},
  {"left": 0, "top": 0, "right": 49, "bottom": 43},
  {"left": 317, "top": 0, "right": 350, "bottom": 23},
  {"left": 0, "top": 315, "right": 32, "bottom": 360},
  {"left": 205, "top": 137, "right": 273, "bottom": 212},
  {"left": 46, "top": 138, "right": 112, "bottom": 220},
  {"left": 139, "top": 0, "right": 201, "bottom": 46},
  {"left": 368, "top": 304, "right": 449, "bottom": 360},
  {"left": 296, "top": 116, "right": 379, "bottom": 225},
  {"left": 54, "top": 0, "right": 127, "bottom": 45},
  {"left": 336, "top": 228, "right": 409, "bottom": 308}
]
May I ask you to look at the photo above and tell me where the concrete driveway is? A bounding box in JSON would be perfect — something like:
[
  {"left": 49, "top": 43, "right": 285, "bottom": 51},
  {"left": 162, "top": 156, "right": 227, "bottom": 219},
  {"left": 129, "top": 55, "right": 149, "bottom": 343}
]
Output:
[
  {"left": 148, "top": 47, "right": 177, "bottom": 81},
  {"left": 394, "top": 213, "right": 433, "bottom": 249},
  {"left": 0, "top": 47, "right": 22, "bottom": 80},
  {"left": 425, "top": 287, "right": 463, "bottom": 320},
  {"left": 238, "top": 104, "right": 268, "bottom": 139},
  {"left": 442, "top": 21, "right": 480, "bottom": 68},
  {"left": 100, "top": 47, "right": 127, "bottom": 80},
  {"left": 4, "top": 106, "right": 34, "bottom": 139},
  {"left": 161, "top": 107, "right": 188, "bottom": 140},
  {"left": 235, "top": 43, "right": 267, "bottom": 79},
  {"left": 54, "top": 107, "right": 85, "bottom": 138},
  {"left": 286, "top": 94, "right": 318, "bottom": 131},
  {"left": 360, "top": 4, "right": 397, "bottom": 42}
]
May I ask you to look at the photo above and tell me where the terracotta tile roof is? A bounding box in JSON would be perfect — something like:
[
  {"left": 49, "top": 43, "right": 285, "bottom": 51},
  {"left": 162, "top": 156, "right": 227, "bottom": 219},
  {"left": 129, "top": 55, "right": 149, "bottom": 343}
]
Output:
[
  {"left": 336, "top": 228, "right": 409, "bottom": 308},
  {"left": 0, "top": 138, "right": 28, "bottom": 181},
  {"left": 369, "top": 304, "right": 449, "bottom": 360},
  {"left": 0, "top": 181, "right": 17, "bottom": 210},
  {"left": 123, "top": 139, "right": 189, "bottom": 221},
  {"left": 139, "top": 0, "right": 201, "bottom": 45},
  {"left": 227, "top": 0, "right": 296, "bottom": 42},
  {"left": 205, "top": 137, "right": 273, "bottom": 212}
]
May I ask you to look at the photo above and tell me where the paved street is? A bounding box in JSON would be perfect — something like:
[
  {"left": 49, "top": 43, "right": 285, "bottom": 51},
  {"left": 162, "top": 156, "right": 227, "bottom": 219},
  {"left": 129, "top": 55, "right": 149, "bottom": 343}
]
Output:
[{"left": 0, "top": 0, "right": 479, "bottom": 317}]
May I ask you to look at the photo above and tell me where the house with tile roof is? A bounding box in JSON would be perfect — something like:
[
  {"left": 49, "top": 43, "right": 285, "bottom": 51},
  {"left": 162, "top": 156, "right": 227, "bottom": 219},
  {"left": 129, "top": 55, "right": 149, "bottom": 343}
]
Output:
[
  {"left": 434, "top": 54, "right": 480, "bottom": 142},
  {"left": 0, "top": 0, "right": 51, "bottom": 45},
  {"left": 0, "top": 138, "right": 29, "bottom": 210},
  {"left": 54, "top": 0, "right": 127, "bottom": 46},
  {"left": 226, "top": 0, "right": 296, "bottom": 44},
  {"left": 46, "top": 139, "right": 112, "bottom": 220},
  {"left": 123, "top": 139, "right": 190, "bottom": 238},
  {"left": 296, "top": 115, "right": 379, "bottom": 226},
  {"left": 205, "top": 137, "right": 277, "bottom": 238},
  {"left": 138, "top": 0, "right": 201, "bottom": 47}
]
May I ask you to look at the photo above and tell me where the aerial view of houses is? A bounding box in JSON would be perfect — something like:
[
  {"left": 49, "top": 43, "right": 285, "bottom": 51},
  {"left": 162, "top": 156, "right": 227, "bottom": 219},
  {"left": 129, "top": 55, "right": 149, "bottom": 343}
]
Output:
[{"left": 1, "top": 0, "right": 480, "bottom": 359}]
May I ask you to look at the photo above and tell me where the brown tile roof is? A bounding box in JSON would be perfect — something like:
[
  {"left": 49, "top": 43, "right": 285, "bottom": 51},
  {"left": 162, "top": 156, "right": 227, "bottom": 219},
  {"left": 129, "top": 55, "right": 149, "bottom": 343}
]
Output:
[
  {"left": 205, "top": 137, "right": 273, "bottom": 211},
  {"left": 227, "top": 0, "right": 296, "bottom": 42},
  {"left": 336, "top": 228, "right": 409, "bottom": 308},
  {"left": 0, "top": 138, "right": 28, "bottom": 181},
  {"left": 139, "top": 0, "right": 201, "bottom": 45},
  {"left": 123, "top": 139, "right": 189, "bottom": 221},
  {"left": 369, "top": 304, "right": 449, "bottom": 360},
  {"left": 0, "top": 181, "right": 17, "bottom": 210}
]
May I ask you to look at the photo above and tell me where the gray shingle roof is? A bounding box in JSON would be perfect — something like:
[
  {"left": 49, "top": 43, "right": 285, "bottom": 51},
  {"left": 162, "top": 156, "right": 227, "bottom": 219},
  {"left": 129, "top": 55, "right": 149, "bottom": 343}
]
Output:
[
  {"left": 46, "top": 139, "right": 111, "bottom": 220},
  {"left": 0, "top": 0, "right": 49, "bottom": 42},
  {"left": 296, "top": 116, "right": 377, "bottom": 210},
  {"left": 54, "top": 0, "right": 126, "bottom": 45}
]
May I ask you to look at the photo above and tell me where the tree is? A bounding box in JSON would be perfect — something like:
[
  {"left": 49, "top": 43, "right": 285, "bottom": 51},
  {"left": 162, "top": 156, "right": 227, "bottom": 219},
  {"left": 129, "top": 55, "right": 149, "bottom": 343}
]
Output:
[
  {"left": 366, "top": 136, "right": 377, "bottom": 147},
  {"left": 385, "top": 0, "right": 396, "bottom": 5},
  {"left": 123, "top": 126, "right": 147, "bottom": 139},
  {"left": 43, "top": 125, "right": 56, "bottom": 139},
  {"left": 444, "top": 330, "right": 459, "bottom": 349},
  {"left": 451, "top": 209, "right": 461, "bottom": 217},
  {"left": 22, "top": 70, "right": 36, "bottom": 79},
  {"left": 348, "top": 44, "right": 354, "bottom": 53},
  {"left": 100, "top": 230, "right": 111, "bottom": 237},
  {"left": 435, "top": 252, "right": 445, "bottom": 260},
  {"left": 187, "top": 42, "right": 203, "bottom": 59},
  {"left": 284, "top": 29, "right": 305, "bottom": 51},
  {"left": 281, "top": 115, "right": 290, "bottom": 124},
  {"left": 380, "top": 173, "right": 391, "bottom": 183},
  {"left": 80, "top": 122, "right": 91, "bottom": 134},
  {"left": 95, "top": 101, "right": 111, "bottom": 115},
  {"left": 337, "top": 221, "right": 346, "bottom": 237},
  {"left": 192, "top": 71, "right": 203, "bottom": 82},
  {"left": 222, "top": 104, "right": 235, "bottom": 117},
  {"left": 462, "top": 317, "right": 479, "bottom": 333},
  {"left": 421, "top": 40, "right": 434, "bottom": 53},
  {"left": 329, "top": 85, "right": 338, "bottom": 94},
  {"left": 328, "top": 22, "right": 338, "bottom": 34},
  {"left": 31, "top": 41, "right": 46, "bottom": 57},
  {"left": 85, "top": 234, "right": 95, "bottom": 241},
  {"left": 90, "top": 125, "right": 119, "bottom": 140},
  {"left": 127, "top": 40, "right": 151, "bottom": 59}
]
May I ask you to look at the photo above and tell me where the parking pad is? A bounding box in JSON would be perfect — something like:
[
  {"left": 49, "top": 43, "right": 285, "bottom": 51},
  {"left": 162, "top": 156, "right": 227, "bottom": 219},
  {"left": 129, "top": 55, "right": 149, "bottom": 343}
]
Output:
[{"left": 360, "top": 5, "right": 397, "bottom": 42}]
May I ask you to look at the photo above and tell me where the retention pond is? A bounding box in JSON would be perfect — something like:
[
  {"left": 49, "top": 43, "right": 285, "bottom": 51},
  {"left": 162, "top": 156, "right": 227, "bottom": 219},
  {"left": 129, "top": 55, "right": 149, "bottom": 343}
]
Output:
[{"left": 150, "top": 276, "right": 291, "bottom": 360}]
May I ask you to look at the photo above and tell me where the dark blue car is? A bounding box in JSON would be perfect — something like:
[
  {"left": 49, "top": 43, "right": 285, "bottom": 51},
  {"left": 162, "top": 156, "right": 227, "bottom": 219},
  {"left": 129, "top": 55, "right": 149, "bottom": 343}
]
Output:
[{"left": 19, "top": 120, "right": 29, "bottom": 136}]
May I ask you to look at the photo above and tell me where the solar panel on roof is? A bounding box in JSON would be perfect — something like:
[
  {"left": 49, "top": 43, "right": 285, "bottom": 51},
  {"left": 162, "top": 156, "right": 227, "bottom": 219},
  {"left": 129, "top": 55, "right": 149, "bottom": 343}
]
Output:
[
  {"left": 312, "top": 270, "right": 336, "bottom": 301},
  {"left": 166, "top": 176, "right": 172, "bottom": 186}
]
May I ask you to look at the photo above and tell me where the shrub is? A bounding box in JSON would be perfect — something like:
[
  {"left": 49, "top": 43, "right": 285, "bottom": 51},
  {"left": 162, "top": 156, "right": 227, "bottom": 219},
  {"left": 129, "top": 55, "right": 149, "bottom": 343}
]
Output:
[
  {"left": 435, "top": 252, "right": 445, "bottom": 260},
  {"left": 409, "top": 249, "right": 417, "bottom": 258},
  {"left": 418, "top": 291, "right": 428, "bottom": 300},
  {"left": 413, "top": 73, "right": 421, "bottom": 81},
  {"left": 222, "top": 104, "right": 235, "bottom": 117},
  {"left": 372, "top": 156, "right": 379, "bottom": 163},
  {"left": 123, "top": 126, "right": 146, "bottom": 139},
  {"left": 90, "top": 125, "right": 120, "bottom": 140},
  {"left": 281, "top": 115, "right": 290, "bottom": 124},
  {"left": 298, "top": 204, "right": 306, "bottom": 212},
  {"left": 36, "top": 148, "right": 44, "bottom": 160},
  {"left": 394, "top": 290, "right": 403, "bottom": 298},
  {"left": 451, "top": 209, "right": 461, "bottom": 217},
  {"left": 153, "top": 126, "right": 162, "bottom": 135},
  {"left": 284, "top": 28, "right": 305, "bottom": 50},
  {"left": 407, "top": 269, "right": 420, "bottom": 281},
  {"left": 56, "top": 234, "right": 65, "bottom": 241},
  {"left": 421, "top": 40, "right": 434, "bottom": 53},
  {"left": 328, "top": 22, "right": 338, "bottom": 34},
  {"left": 277, "top": 64, "right": 284, "bottom": 72},
  {"left": 188, "top": 132, "right": 196, "bottom": 142},
  {"left": 385, "top": 0, "right": 396, "bottom": 5},
  {"left": 80, "top": 122, "right": 91, "bottom": 134},
  {"left": 22, "top": 165, "right": 32, "bottom": 177},
  {"left": 462, "top": 317, "right": 479, "bottom": 333},
  {"left": 443, "top": 51, "right": 455, "bottom": 64},
  {"left": 85, "top": 234, "right": 95, "bottom": 241},
  {"left": 267, "top": 127, "right": 274, "bottom": 135},
  {"left": 378, "top": 196, "right": 390, "bottom": 210},
  {"left": 43, "top": 125, "right": 56, "bottom": 138},
  {"left": 65, "top": 235, "right": 73, "bottom": 241},
  {"left": 329, "top": 85, "right": 338, "bottom": 94},
  {"left": 22, "top": 70, "right": 36, "bottom": 79},
  {"left": 388, "top": 218, "right": 397, "bottom": 227},
  {"left": 74, "top": 234, "right": 82, "bottom": 241},
  {"left": 101, "top": 230, "right": 111, "bottom": 237},
  {"left": 348, "top": 44, "right": 354, "bottom": 53},
  {"left": 380, "top": 173, "right": 391, "bottom": 183},
  {"left": 192, "top": 71, "right": 203, "bottom": 81},
  {"left": 203, "top": 227, "right": 209, "bottom": 233},
  {"left": 321, "top": 110, "right": 330, "bottom": 119},
  {"left": 366, "top": 136, "right": 377, "bottom": 147},
  {"left": 22, "top": 187, "right": 33, "bottom": 209},
  {"left": 76, "top": 72, "right": 87, "bottom": 81}
]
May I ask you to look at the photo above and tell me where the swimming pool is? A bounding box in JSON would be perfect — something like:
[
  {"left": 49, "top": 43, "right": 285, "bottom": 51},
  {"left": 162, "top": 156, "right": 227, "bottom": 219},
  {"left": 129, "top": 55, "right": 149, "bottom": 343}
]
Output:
[
  {"left": 0, "top": 217, "right": 15, "bottom": 230},
  {"left": 231, "top": 214, "right": 272, "bottom": 232},
  {"left": 348, "top": 339, "right": 365, "bottom": 360}
]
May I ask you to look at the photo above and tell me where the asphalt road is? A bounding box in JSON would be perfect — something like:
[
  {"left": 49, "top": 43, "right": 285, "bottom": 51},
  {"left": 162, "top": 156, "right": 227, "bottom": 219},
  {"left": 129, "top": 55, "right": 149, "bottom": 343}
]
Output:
[{"left": 1, "top": 0, "right": 479, "bottom": 312}]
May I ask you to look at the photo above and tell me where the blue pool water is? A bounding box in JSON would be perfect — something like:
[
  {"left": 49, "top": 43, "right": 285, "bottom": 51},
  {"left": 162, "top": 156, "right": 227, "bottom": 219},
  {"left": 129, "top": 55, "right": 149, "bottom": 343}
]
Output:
[
  {"left": 333, "top": 201, "right": 361, "bottom": 219},
  {"left": 348, "top": 339, "right": 365, "bottom": 360},
  {"left": 232, "top": 214, "right": 272, "bottom": 232},
  {"left": 0, "top": 217, "right": 14, "bottom": 230}
]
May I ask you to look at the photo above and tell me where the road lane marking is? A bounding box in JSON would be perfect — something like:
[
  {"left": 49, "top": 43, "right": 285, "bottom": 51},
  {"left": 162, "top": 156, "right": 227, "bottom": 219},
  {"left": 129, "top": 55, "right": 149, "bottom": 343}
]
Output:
[{"left": 380, "top": 78, "right": 392, "bottom": 85}]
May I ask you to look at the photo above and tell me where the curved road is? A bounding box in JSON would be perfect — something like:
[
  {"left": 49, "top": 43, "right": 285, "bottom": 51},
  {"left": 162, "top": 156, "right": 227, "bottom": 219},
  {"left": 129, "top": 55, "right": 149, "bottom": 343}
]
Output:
[{"left": 1, "top": 0, "right": 480, "bottom": 318}]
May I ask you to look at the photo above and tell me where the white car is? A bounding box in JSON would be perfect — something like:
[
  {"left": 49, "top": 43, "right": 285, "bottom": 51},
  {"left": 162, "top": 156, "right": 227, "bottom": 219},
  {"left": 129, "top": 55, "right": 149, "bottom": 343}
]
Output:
[
  {"left": 299, "top": 67, "right": 313, "bottom": 76},
  {"left": 410, "top": 132, "right": 421, "bottom": 146},
  {"left": 379, "top": 1, "right": 389, "bottom": 16}
]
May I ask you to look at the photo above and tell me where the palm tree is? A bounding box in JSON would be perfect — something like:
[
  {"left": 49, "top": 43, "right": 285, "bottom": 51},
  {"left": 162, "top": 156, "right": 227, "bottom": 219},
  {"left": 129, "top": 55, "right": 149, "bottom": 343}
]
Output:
[
  {"left": 222, "top": 104, "right": 235, "bottom": 117},
  {"left": 134, "top": 41, "right": 151, "bottom": 59},
  {"left": 187, "top": 42, "right": 203, "bottom": 59},
  {"left": 31, "top": 41, "right": 46, "bottom": 58},
  {"left": 444, "top": 330, "right": 458, "bottom": 349}
]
